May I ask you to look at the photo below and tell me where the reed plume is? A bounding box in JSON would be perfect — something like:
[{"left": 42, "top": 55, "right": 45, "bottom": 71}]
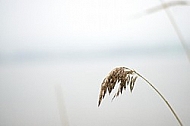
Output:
[{"left": 98, "top": 67, "right": 183, "bottom": 126}]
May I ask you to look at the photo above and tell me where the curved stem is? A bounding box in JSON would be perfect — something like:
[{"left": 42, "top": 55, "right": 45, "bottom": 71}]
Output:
[
  {"left": 134, "top": 71, "right": 183, "bottom": 126},
  {"left": 159, "top": 0, "right": 190, "bottom": 63}
]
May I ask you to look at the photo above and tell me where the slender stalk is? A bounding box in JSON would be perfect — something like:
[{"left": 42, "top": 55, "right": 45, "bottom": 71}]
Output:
[
  {"left": 134, "top": 71, "right": 183, "bottom": 126},
  {"left": 159, "top": 0, "right": 190, "bottom": 62}
]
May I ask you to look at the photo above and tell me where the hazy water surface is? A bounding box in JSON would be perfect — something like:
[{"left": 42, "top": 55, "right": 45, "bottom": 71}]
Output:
[{"left": 0, "top": 53, "right": 190, "bottom": 126}]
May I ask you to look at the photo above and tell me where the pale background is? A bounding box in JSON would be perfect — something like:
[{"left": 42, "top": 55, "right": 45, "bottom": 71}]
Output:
[{"left": 0, "top": 0, "right": 190, "bottom": 126}]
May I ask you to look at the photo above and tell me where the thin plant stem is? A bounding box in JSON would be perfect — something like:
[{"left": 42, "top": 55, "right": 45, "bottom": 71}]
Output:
[
  {"left": 159, "top": 0, "right": 190, "bottom": 62},
  {"left": 134, "top": 71, "right": 183, "bottom": 126},
  {"left": 98, "top": 67, "right": 183, "bottom": 125}
]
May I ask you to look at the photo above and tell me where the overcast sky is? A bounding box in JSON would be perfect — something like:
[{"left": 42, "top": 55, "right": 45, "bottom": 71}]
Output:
[{"left": 1, "top": 0, "right": 190, "bottom": 54}]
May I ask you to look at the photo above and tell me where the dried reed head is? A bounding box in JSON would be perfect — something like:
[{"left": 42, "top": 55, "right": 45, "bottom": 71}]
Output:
[
  {"left": 97, "top": 67, "right": 183, "bottom": 126},
  {"left": 98, "top": 67, "right": 138, "bottom": 107}
]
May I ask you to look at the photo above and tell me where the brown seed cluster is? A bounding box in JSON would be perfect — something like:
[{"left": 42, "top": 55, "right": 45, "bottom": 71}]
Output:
[
  {"left": 97, "top": 67, "right": 183, "bottom": 126},
  {"left": 98, "top": 67, "right": 138, "bottom": 106}
]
